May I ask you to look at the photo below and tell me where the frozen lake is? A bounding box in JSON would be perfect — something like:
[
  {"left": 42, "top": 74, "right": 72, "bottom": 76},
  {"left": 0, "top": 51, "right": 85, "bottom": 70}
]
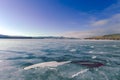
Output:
[{"left": 0, "top": 39, "right": 120, "bottom": 80}]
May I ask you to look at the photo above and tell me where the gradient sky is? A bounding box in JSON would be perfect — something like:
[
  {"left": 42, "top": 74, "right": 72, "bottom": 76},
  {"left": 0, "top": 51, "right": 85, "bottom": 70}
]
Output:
[{"left": 0, "top": 0, "right": 120, "bottom": 37}]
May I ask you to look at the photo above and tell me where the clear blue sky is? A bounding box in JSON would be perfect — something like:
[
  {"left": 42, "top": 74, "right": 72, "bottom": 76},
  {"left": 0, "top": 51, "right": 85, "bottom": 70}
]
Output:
[{"left": 0, "top": 0, "right": 120, "bottom": 37}]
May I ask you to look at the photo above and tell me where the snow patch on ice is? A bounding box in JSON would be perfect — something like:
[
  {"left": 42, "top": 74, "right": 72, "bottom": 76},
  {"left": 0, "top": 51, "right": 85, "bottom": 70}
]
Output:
[{"left": 71, "top": 69, "right": 89, "bottom": 78}]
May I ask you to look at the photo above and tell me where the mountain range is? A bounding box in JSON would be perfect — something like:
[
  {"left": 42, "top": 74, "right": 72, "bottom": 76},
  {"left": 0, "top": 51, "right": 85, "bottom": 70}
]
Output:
[
  {"left": 0, "top": 34, "right": 120, "bottom": 40},
  {"left": 85, "top": 34, "right": 120, "bottom": 40},
  {"left": 0, "top": 34, "right": 77, "bottom": 39}
]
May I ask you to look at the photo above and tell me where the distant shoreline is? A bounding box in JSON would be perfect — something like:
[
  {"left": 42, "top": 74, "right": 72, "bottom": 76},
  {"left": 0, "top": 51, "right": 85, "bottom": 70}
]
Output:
[
  {"left": 84, "top": 38, "right": 120, "bottom": 40},
  {"left": 0, "top": 38, "right": 120, "bottom": 41}
]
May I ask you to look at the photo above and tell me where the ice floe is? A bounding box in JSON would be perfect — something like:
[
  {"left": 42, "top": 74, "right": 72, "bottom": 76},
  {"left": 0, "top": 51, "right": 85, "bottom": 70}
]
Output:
[
  {"left": 92, "top": 56, "right": 97, "bottom": 59},
  {"left": 69, "top": 49, "right": 76, "bottom": 52},
  {"left": 24, "top": 61, "right": 71, "bottom": 70}
]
